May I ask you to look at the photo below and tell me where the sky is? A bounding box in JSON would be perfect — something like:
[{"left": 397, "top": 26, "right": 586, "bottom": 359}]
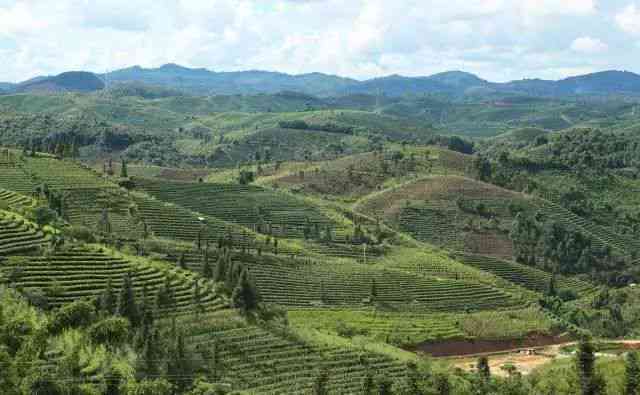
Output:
[{"left": 1, "top": 0, "right": 640, "bottom": 83}]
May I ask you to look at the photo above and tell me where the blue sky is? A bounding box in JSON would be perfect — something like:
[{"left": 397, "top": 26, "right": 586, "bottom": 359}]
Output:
[{"left": 1, "top": 0, "right": 640, "bottom": 82}]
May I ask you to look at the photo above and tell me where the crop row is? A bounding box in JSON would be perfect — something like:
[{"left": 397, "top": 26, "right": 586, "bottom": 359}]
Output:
[{"left": 0, "top": 247, "right": 228, "bottom": 315}]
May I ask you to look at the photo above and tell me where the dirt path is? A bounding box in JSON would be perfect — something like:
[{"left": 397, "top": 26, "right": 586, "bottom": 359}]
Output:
[{"left": 447, "top": 339, "right": 640, "bottom": 377}]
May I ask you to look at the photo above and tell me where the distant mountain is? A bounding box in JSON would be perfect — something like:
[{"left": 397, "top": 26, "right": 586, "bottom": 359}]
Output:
[
  {"left": 5, "top": 65, "right": 640, "bottom": 98},
  {"left": 0, "top": 82, "right": 15, "bottom": 93},
  {"left": 341, "top": 74, "right": 453, "bottom": 96},
  {"left": 500, "top": 71, "right": 640, "bottom": 97},
  {"left": 106, "top": 64, "right": 357, "bottom": 96},
  {"left": 15, "top": 72, "right": 104, "bottom": 93}
]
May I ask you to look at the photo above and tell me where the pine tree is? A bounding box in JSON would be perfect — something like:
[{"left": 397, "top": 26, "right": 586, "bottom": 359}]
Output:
[
  {"left": 370, "top": 278, "right": 378, "bottom": 302},
  {"left": 577, "top": 339, "right": 604, "bottom": 395},
  {"left": 178, "top": 252, "right": 187, "bottom": 270},
  {"left": 117, "top": 273, "right": 139, "bottom": 327},
  {"left": 120, "top": 159, "right": 128, "bottom": 178},
  {"left": 231, "top": 269, "right": 261, "bottom": 312},
  {"left": 225, "top": 261, "right": 240, "bottom": 291},
  {"left": 155, "top": 275, "right": 175, "bottom": 311},
  {"left": 100, "top": 277, "right": 117, "bottom": 315},
  {"left": 546, "top": 273, "right": 557, "bottom": 297},
  {"left": 627, "top": 351, "right": 640, "bottom": 395},
  {"left": 167, "top": 331, "right": 192, "bottom": 392},
  {"left": 214, "top": 251, "right": 228, "bottom": 283},
  {"left": 141, "top": 327, "right": 161, "bottom": 377},
  {"left": 202, "top": 249, "right": 213, "bottom": 279}
]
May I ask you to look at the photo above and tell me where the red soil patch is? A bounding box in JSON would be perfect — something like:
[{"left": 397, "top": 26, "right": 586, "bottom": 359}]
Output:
[
  {"left": 410, "top": 333, "right": 571, "bottom": 358},
  {"left": 464, "top": 231, "right": 513, "bottom": 259}
]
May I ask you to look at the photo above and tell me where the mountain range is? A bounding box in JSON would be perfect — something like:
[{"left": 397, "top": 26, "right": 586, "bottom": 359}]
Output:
[{"left": 2, "top": 64, "right": 640, "bottom": 98}]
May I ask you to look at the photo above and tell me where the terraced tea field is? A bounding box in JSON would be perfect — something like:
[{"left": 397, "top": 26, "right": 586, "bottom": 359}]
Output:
[
  {"left": 0, "top": 212, "right": 49, "bottom": 254},
  {"left": 289, "top": 307, "right": 553, "bottom": 346},
  {"left": 180, "top": 313, "right": 411, "bottom": 393},
  {"left": 0, "top": 188, "right": 34, "bottom": 210},
  {"left": 456, "top": 253, "right": 596, "bottom": 295},
  {"left": 135, "top": 178, "right": 337, "bottom": 239},
  {"left": 0, "top": 246, "right": 227, "bottom": 315},
  {"left": 226, "top": 252, "right": 521, "bottom": 311}
]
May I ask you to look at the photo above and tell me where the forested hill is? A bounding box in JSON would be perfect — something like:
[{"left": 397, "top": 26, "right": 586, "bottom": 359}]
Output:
[{"left": 4, "top": 65, "right": 640, "bottom": 98}]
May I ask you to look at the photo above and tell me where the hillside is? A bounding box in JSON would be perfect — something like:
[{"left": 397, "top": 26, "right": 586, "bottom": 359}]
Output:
[
  {"left": 9, "top": 64, "right": 640, "bottom": 98},
  {"left": 15, "top": 71, "right": 105, "bottom": 93},
  {"left": 2, "top": 72, "right": 640, "bottom": 394}
]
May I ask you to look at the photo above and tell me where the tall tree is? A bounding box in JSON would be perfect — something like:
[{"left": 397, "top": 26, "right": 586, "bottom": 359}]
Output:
[
  {"left": 627, "top": 351, "right": 640, "bottom": 395},
  {"left": 178, "top": 252, "right": 187, "bottom": 270},
  {"left": 120, "top": 159, "right": 128, "bottom": 178},
  {"left": 477, "top": 356, "right": 491, "bottom": 382},
  {"left": 202, "top": 249, "right": 213, "bottom": 279},
  {"left": 577, "top": 339, "right": 605, "bottom": 395},
  {"left": 231, "top": 269, "right": 261, "bottom": 312},
  {"left": 117, "top": 273, "right": 139, "bottom": 327},
  {"left": 100, "top": 277, "right": 117, "bottom": 315}
]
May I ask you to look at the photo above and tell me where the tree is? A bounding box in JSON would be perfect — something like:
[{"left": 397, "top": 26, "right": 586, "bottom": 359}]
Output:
[
  {"left": 231, "top": 269, "right": 261, "bottom": 312},
  {"left": 370, "top": 278, "right": 378, "bottom": 302},
  {"left": 178, "top": 252, "right": 187, "bottom": 270},
  {"left": 477, "top": 356, "right": 491, "bottom": 382},
  {"left": 48, "top": 299, "right": 96, "bottom": 335},
  {"left": 214, "top": 251, "right": 228, "bottom": 283},
  {"left": 377, "top": 375, "right": 394, "bottom": 395},
  {"left": 202, "top": 249, "right": 213, "bottom": 279},
  {"left": 167, "top": 331, "right": 192, "bottom": 392},
  {"left": 33, "top": 206, "right": 57, "bottom": 226},
  {"left": 313, "top": 368, "right": 329, "bottom": 395},
  {"left": 89, "top": 316, "right": 130, "bottom": 349},
  {"left": 546, "top": 273, "right": 557, "bottom": 297},
  {"left": 100, "top": 277, "right": 117, "bottom": 315},
  {"left": 435, "top": 373, "right": 450, "bottom": 395},
  {"left": 627, "top": 351, "right": 640, "bottom": 395},
  {"left": 117, "top": 272, "right": 139, "bottom": 327},
  {"left": 120, "top": 159, "right": 128, "bottom": 178},
  {"left": 156, "top": 275, "right": 175, "bottom": 310},
  {"left": 473, "top": 155, "right": 492, "bottom": 181},
  {"left": 577, "top": 339, "right": 605, "bottom": 395}
]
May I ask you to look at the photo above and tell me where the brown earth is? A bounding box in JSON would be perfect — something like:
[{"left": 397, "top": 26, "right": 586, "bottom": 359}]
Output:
[
  {"left": 410, "top": 333, "right": 571, "bottom": 358},
  {"left": 463, "top": 231, "right": 513, "bottom": 259}
]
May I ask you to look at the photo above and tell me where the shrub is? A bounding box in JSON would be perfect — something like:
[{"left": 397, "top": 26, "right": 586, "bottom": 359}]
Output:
[
  {"left": 63, "top": 225, "right": 96, "bottom": 243},
  {"left": 48, "top": 300, "right": 96, "bottom": 335},
  {"left": 32, "top": 206, "right": 57, "bottom": 226},
  {"left": 88, "top": 317, "right": 130, "bottom": 348}
]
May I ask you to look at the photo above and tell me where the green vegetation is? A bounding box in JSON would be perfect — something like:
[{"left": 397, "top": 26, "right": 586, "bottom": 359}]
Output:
[{"left": 1, "top": 81, "right": 640, "bottom": 393}]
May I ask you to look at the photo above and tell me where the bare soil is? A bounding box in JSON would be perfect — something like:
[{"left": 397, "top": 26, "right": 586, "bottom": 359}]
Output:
[{"left": 410, "top": 333, "right": 571, "bottom": 357}]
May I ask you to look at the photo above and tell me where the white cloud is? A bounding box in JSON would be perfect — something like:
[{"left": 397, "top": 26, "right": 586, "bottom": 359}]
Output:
[
  {"left": 520, "top": 0, "right": 596, "bottom": 16},
  {"left": 0, "top": 0, "right": 636, "bottom": 83},
  {"left": 571, "top": 36, "right": 608, "bottom": 53},
  {"left": 616, "top": 3, "right": 640, "bottom": 35}
]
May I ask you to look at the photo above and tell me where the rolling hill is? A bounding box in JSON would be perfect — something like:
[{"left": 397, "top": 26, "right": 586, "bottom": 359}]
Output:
[
  {"left": 7, "top": 64, "right": 640, "bottom": 98},
  {"left": 14, "top": 71, "right": 105, "bottom": 94}
]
